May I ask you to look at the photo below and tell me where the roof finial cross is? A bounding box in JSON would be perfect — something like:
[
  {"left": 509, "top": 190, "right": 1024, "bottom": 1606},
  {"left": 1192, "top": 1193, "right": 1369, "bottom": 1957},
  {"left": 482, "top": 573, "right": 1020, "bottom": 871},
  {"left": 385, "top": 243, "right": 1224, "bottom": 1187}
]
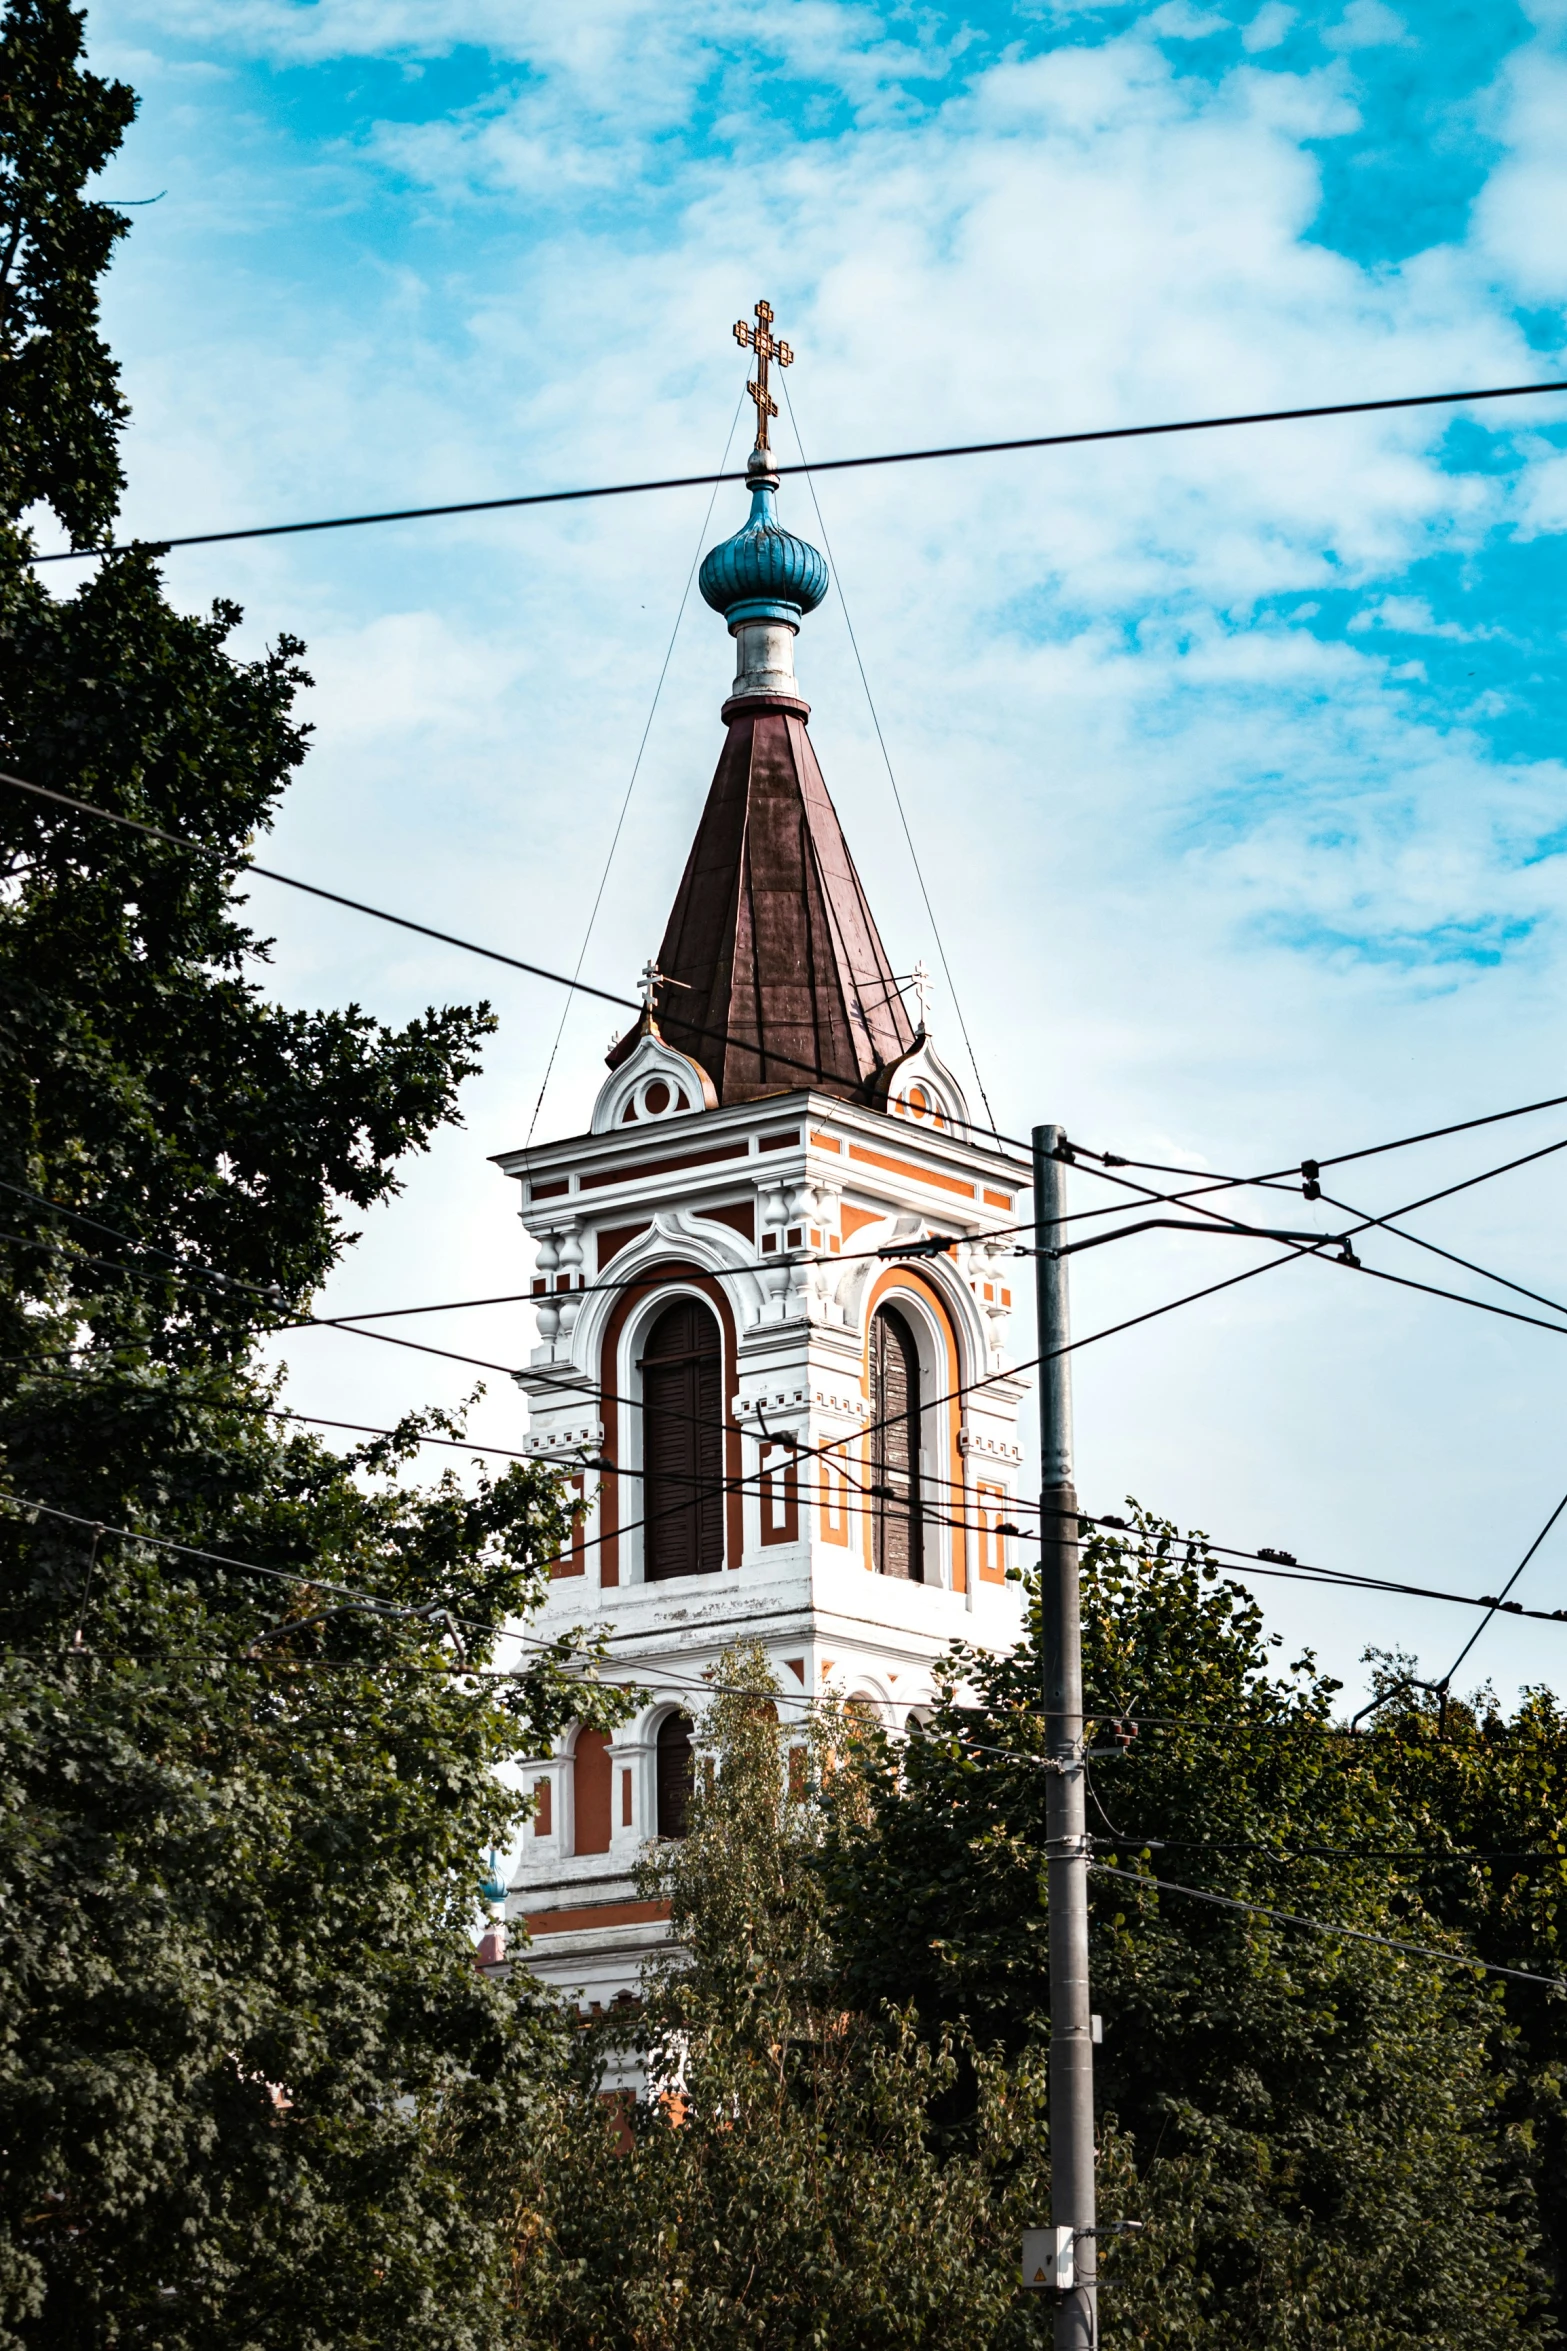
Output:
[
  {"left": 638, "top": 958, "right": 663, "bottom": 1018},
  {"left": 912, "top": 958, "right": 933, "bottom": 1033},
  {"left": 733, "top": 298, "right": 793, "bottom": 456}
]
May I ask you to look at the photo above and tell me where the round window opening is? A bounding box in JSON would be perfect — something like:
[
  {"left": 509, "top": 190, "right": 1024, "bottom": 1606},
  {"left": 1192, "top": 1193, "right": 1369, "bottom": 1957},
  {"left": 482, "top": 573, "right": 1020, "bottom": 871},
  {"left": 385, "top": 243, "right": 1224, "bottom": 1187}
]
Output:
[{"left": 644, "top": 1079, "right": 671, "bottom": 1114}]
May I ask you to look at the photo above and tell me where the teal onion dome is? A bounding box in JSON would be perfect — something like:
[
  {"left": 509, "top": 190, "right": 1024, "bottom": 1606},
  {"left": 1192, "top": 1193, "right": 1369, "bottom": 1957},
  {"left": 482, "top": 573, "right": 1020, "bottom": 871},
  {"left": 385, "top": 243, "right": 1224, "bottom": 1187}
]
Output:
[{"left": 699, "top": 464, "right": 829, "bottom": 630}]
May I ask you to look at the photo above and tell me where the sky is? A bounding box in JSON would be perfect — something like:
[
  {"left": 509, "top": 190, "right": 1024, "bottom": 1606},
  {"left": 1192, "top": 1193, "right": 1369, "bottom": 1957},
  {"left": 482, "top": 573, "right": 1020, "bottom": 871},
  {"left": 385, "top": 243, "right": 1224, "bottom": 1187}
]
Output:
[{"left": 60, "top": 0, "right": 1567, "bottom": 1711}]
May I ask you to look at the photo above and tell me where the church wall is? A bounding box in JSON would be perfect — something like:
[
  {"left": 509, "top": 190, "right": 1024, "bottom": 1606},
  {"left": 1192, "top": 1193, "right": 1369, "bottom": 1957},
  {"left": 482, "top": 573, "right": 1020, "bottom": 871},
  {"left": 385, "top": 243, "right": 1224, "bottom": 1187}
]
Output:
[{"left": 491, "top": 1081, "right": 1030, "bottom": 2000}]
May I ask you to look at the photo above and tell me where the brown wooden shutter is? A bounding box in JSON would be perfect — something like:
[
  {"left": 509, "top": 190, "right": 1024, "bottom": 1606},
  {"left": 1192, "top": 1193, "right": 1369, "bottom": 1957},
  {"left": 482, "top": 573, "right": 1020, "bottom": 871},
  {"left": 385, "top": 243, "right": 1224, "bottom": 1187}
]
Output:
[
  {"left": 641, "top": 1298, "right": 725, "bottom": 1579},
  {"left": 871, "top": 1306, "right": 924, "bottom": 1583},
  {"left": 656, "top": 1712, "right": 695, "bottom": 1838}
]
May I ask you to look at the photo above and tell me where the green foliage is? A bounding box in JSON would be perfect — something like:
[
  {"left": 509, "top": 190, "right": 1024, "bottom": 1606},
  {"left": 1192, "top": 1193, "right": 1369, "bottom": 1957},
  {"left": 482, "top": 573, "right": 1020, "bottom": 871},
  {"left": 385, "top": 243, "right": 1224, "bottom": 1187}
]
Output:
[
  {"left": 0, "top": 7, "right": 628, "bottom": 2341},
  {"left": 1358, "top": 1663, "right": 1567, "bottom": 2327},
  {"left": 0, "top": 0, "right": 134, "bottom": 545},
  {"left": 0, "top": 1400, "right": 624, "bottom": 2350},
  {"left": 823, "top": 1512, "right": 1558, "bottom": 2349},
  {"left": 507, "top": 1645, "right": 1053, "bottom": 2351}
]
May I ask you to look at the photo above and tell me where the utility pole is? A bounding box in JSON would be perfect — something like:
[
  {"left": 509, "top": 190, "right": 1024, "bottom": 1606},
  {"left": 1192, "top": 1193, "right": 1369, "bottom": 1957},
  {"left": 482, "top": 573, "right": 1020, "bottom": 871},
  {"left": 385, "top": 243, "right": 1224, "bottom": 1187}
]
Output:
[{"left": 1032, "top": 1123, "right": 1096, "bottom": 2350}]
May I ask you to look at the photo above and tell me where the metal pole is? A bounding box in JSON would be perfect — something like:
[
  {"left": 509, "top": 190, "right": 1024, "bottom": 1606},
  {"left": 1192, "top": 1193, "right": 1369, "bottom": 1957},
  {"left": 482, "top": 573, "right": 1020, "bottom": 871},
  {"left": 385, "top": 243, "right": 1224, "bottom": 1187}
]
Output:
[{"left": 1032, "top": 1122, "right": 1096, "bottom": 2351}]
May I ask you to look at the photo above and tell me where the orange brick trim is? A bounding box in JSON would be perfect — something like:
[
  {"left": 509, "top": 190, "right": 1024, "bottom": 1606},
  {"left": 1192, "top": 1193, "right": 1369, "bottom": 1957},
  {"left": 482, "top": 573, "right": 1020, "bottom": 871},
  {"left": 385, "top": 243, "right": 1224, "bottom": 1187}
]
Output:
[
  {"left": 847, "top": 1142, "right": 975, "bottom": 1199},
  {"left": 524, "top": 1897, "right": 673, "bottom": 1937},
  {"left": 581, "top": 1142, "right": 750, "bottom": 1190}
]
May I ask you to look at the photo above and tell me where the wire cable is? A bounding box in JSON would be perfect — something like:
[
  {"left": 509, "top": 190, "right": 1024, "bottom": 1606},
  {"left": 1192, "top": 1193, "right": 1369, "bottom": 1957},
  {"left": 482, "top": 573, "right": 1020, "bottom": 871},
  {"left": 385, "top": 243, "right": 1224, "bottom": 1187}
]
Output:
[
  {"left": 525, "top": 387, "right": 748, "bottom": 1144},
  {"left": 1111, "top": 1083, "right": 1567, "bottom": 1195},
  {"left": 12, "top": 1368, "right": 1530, "bottom": 1623},
  {"left": 1090, "top": 1862, "right": 1566, "bottom": 1994},
  {"left": 1057, "top": 1152, "right": 1567, "bottom": 1347},
  {"left": 0, "top": 768, "right": 1034, "bottom": 1161},
  {"left": 17, "top": 1124, "right": 1567, "bottom": 1586},
  {"left": 779, "top": 371, "right": 998, "bottom": 1137},
  {"left": 1311, "top": 1160, "right": 1567, "bottom": 1324},
  {"left": 1096, "top": 1840, "right": 1567, "bottom": 1864},
  {"left": 0, "top": 1485, "right": 931, "bottom": 1726},
  {"left": 1441, "top": 1484, "right": 1567, "bottom": 1690},
  {"left": 8, "top": 1460, "right": 1564, "bottom": 1738},
  {"left": 29, "top": 374, "right": 1567, "bottom": 565}
]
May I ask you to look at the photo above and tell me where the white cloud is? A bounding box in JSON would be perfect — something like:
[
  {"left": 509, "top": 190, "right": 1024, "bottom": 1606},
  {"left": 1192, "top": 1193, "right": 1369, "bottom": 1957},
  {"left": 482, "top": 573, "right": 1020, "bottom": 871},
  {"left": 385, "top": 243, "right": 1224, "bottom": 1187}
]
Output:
[
  {"left": 1324, "top": 0, "right": 1407, "bottom": 48},
  {"left": 1346, "top": 595, "right": 1497, "bottom": 638},
  {"left": 1472, "top": 44, "right": 1567, "bottom": 307},
  {"left": 1144, "top": 1, "right": 1229, "bottom": 36},
  {"left": 1242, "top": 3, "right": 1296, "bottom": 50},
  {"left": 1513, "top": 446, "right": 1567, "bottom": 536}
]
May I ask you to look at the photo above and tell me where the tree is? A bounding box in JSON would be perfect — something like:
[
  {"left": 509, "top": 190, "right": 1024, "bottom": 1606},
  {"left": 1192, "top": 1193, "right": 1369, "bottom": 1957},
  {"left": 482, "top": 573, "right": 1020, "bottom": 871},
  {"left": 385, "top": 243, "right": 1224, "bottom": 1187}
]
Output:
[
  {"left": 0, "top": 7, "right": 624, "bottom": 2342},
  {"left": 506, "top": 1644, "right": 1053, "bottom": 2351},
  {"left": 1357, "top": 1660, "right": 1567, "bottom": 2330},
  {"left": 823, "top": 1514, "right": 1557, "bottom": 2349},
  {"left": 0, "top": 0, "right": 133, "bottom": 545}
]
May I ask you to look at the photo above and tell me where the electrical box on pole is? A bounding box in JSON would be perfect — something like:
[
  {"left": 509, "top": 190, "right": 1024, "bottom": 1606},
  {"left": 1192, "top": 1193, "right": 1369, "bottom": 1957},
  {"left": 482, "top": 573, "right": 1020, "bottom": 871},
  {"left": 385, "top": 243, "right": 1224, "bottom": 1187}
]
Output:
[{"left": 1022, "top": 2227, "right": 1076, "bottom": 2293}]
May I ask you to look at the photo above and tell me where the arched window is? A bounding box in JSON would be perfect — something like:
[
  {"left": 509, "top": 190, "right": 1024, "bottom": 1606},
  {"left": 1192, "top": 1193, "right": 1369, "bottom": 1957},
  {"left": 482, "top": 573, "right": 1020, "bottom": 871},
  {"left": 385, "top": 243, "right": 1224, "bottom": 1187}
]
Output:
[
  {"left": 640, "top": 1297, "right": 724, "bottom": 1580},
  {"left": 870, "top": 1304, "right": 924, "bottom": 1582},
  {"left": 656, "top": 1711, "right": 694, "bottom": 1839},
  {"left": 572, "top": 1727, "right": 612, "bottom": 1855}
]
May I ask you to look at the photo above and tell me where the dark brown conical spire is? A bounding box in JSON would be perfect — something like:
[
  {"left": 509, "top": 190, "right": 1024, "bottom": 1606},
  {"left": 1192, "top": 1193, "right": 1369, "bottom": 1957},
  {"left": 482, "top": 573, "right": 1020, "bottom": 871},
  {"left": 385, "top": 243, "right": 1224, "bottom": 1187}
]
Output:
[{"left": 629, "top": 693, "right": 915, "bottom": 1104}]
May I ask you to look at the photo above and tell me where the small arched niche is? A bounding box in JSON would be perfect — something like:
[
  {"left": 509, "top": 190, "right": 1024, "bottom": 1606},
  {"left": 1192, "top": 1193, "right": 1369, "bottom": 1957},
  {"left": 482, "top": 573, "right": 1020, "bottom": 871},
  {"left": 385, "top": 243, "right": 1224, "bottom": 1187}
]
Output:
[{"left": 571, "top": 1726, "right": 613, "bottom": 1856}]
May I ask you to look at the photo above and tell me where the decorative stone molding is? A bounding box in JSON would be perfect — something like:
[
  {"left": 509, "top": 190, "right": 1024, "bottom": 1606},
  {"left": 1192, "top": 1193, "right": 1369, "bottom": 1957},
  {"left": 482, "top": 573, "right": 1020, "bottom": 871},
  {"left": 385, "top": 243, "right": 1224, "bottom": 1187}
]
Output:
[
  {"left": 959, "top": 1426, "right": 1023, "bottom": 1465},
  {"left": 869, "top": 1029, "right": 973, "bottom": 1136},
  {"left": 591, "top": 1028, "right": 718, "bottom": 1136}
]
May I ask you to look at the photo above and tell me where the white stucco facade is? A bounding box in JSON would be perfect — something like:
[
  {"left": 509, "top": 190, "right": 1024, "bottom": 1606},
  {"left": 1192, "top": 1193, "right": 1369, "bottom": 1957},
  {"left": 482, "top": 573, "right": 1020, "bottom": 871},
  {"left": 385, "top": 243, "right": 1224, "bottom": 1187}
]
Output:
[{"left": 490, "top": 1032, "right": 1032, "bottom": 2009}]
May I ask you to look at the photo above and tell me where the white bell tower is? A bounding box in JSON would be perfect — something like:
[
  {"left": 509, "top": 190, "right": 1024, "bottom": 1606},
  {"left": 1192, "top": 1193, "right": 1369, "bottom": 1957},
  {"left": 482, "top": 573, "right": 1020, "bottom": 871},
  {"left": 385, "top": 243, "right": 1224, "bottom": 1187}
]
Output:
[{"left": 490, "top": 312, "right": 1031, "bottom": 2010}]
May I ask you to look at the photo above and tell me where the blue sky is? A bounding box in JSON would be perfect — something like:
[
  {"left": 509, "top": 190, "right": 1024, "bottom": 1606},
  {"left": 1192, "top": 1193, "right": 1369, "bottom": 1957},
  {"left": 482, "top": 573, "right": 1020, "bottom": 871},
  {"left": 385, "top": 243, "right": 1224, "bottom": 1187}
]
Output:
[{"left": 76, "top": 0, "right": 1567, "bottom": 1706}]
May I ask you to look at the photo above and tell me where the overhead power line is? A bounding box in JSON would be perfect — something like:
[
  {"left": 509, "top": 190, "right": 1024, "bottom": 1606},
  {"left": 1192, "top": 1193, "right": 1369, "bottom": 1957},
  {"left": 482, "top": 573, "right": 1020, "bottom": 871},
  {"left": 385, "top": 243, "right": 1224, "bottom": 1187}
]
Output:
[
  {"left": 18, "top": 758, "right": 1567, "bottom": 1212},
  {"left": 4, "top": 1472, "right": 1562, "bottom": 1751},
  {"left": 1441, "top": 1484, "right": 1567, "bottom": 1689},
  {"left": 27, "top": 376, "right": 1567, "bottom": 566},
  {"left": 18, "top": 1356, "right": 1560, "bottom": 1630},
  {"left": 13, "top": 1112, "right": 1567, "bottom": 1555},
  {"left": 13, "top": 1122, "right": 1566, "bottom": 1545},
  {"left": 1111, "top": 1083, "right": 1567, "bottom": 1196},
  {"left": 1091, "top": 1862, "right": 1567, "bottom": 1994},
  {"left": 779, "top": 372, "right": 1000, "bottom": 1140},
  {"left": 524, "top": 384, "right": 749, "bottom": 1145},
  {"left": 0, "top": 768, "right": 1032, "bottom": 1161},
  {"left": 1096, "top": 1841, "right": 1567, "bottom": 1864},
  {"left": 10, "top": 1479, "right": 1559, "bottom": 1992}
]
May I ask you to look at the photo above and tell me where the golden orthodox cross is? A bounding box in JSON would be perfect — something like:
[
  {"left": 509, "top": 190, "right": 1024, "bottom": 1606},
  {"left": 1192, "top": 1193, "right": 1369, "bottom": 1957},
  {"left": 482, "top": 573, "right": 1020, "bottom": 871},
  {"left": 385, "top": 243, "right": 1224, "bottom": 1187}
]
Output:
[{"left": 733, "top": 298, "right": 793, "bottom": 454}]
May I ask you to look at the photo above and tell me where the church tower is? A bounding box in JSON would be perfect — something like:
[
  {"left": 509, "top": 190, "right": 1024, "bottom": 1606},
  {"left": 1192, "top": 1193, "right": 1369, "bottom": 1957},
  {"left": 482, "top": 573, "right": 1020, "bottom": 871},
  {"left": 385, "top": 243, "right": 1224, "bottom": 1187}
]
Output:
[{"left": 492, "top": 305, "right": 1031, "bottom": 2008}]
